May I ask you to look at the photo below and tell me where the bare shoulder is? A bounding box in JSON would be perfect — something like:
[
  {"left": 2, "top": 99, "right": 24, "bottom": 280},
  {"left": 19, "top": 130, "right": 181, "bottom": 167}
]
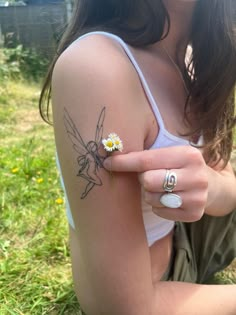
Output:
[
  {"left": 52, "top": 33, "right": 149, "bottom": 153},
  {"left": 53, "top": 33, "right": 137, "bottom": 91}
]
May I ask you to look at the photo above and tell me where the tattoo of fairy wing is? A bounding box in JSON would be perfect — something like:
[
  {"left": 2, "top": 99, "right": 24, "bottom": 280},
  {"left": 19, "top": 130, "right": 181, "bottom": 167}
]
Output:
[
  {"left": 95, "top": 107, "right": 105, "bottom": 144},
  {"left": 63, "top": 108, "right": 88, "bottom": 156},
  {"left": 64, "top": 107, "right": 106, "bottom": 199},
  {"left": 64, "top": 107, "right": 106, "bottom": 155}
]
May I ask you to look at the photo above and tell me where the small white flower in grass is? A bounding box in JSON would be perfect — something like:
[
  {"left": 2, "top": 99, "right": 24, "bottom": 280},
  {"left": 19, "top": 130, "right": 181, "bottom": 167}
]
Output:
[{"left": 102, "top": 133, "right": 123, "bottom": 152}]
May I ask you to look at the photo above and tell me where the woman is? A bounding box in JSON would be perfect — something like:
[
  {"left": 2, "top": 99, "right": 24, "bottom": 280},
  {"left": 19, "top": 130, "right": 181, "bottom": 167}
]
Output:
[{"left": 39, "top": 0, "right": 236, "bottom": 314}]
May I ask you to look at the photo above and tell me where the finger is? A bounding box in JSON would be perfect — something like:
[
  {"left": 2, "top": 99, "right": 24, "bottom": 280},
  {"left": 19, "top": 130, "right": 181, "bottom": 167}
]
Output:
[
  {"left": 140, "top": 169, "right": 188, "bottom": 192},
  {"left": 144, "top": 191, "right": 184, "bottom": 208},
  {"left": 144, "top": 191, "right": 166, "bottom": 207},
  {"left": 145, "top": 191, "right": 207, "bottom": 209},
  {"left": 103, "top": 146, "right": 196, "bottom": 172},
  {"left": 144, "top": 191, "right": 206, "bottom": 222},
  {"left": 139, "top": 168, "right": 208, "bottom": 193},
  {"left": 152, "top": 206, "right": 204, "bottom": 223}
]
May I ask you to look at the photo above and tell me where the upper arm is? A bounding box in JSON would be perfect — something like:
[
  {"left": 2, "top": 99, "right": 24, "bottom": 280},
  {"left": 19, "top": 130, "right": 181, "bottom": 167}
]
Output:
[{"left": 51, "top": 36, "right": 153, "bottom": 315}]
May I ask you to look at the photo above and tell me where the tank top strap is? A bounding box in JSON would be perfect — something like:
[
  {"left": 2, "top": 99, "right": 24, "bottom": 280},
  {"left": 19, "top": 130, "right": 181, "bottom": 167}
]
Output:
[{"left": 75, "top": 31, "right": 165, "bottom": 131}]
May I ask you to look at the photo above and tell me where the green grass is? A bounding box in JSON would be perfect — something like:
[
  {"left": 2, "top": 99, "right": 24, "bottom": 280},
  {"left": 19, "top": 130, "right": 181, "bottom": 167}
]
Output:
[
  {"left": 0, "top": 81, "right": 81, "bottom": 314},
  {"left": 0, "top": 80, "right": 235, "bottom": 314}
]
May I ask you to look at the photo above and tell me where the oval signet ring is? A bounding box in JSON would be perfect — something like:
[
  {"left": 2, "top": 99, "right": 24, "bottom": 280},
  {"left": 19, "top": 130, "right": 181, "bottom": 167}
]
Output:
[
  {"left": 163, "top": 170, "right": 177, "bottom": 193},
  {"left": 160, "top": 193, "right": 183, "bottom": 209}
]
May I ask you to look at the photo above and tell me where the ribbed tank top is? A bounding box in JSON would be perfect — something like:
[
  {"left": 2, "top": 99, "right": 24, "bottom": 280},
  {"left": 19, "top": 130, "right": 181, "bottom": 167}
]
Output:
[{"left": 57, "top": 31, "right": 193, "bottom": 247}]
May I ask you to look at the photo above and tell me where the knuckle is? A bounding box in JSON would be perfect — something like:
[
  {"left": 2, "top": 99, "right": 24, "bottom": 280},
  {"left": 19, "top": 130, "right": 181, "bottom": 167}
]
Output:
[
  {"left": 196, "top": 173, "right": 208, "bottom": 190},
  {"left": 183, "top": 193, "right": 206, "bottom": 222},
  {"left": 190, "top": 193, "right": 207, "bottom": 214},
  {"left": 190, "top": 209, "right": 204, "bottom": 222},
  {"left": 193, "top": 196, "right": 206, "bottom": 209},
  {"left": 186, "top": 147, "right": 204, "bottom": 166},
  {"left": 184, "top": 206, "right": 204, "bottom": 222}
]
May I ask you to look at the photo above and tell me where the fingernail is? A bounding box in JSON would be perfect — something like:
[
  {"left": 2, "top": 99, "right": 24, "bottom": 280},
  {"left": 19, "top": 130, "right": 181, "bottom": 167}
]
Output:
[{"left": 103, "top": 157, "right": 112, "bottom": 170}]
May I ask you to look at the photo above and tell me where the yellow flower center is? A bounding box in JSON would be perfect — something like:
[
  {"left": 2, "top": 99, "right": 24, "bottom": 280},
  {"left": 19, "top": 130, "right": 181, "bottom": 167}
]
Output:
[{"left": 107, "top": 140, "right": 114, "bottom": 147}]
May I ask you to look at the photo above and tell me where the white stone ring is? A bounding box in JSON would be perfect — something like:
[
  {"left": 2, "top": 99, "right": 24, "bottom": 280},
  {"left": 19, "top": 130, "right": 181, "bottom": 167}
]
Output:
[
  {"left": 163, "top": 170, "right": 177, "bottom": 193},
  {"left": 160, "top": 193, "right": 183, "bottom": 209}
]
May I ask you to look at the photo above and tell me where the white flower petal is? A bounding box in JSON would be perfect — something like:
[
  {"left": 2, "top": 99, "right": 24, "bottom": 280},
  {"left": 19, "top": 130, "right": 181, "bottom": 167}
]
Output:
[
  {"left": 102, "top": 133, "right": 123, "bottom": 152},
  {"left": 102, "top": 138, "right": 116, "bottom": 152}
]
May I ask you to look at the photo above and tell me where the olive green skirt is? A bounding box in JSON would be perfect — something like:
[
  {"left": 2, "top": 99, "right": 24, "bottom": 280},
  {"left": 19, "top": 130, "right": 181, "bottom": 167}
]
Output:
[{"left": 162, "top": 210, "right": 236, "bottom": 283}]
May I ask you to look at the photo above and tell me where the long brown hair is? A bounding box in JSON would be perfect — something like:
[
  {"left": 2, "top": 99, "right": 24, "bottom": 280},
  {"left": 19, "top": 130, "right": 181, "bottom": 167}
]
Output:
[{"left": 39, "top": 0, "right": 236, "bottom": 166}]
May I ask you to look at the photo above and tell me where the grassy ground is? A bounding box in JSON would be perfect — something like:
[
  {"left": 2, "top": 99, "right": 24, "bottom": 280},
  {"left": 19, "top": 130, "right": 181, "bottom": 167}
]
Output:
[
  {"left": 0, "top": 81, "right": 235, "bottom": 314},
  {"left": 0, "top": 81, "right": 81, "bottom": 314}
]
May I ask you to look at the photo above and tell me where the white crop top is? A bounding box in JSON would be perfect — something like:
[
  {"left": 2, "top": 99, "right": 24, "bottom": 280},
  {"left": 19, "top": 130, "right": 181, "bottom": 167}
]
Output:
[{"left": 57, "top": 31, "right": 194, "bottom": 247}]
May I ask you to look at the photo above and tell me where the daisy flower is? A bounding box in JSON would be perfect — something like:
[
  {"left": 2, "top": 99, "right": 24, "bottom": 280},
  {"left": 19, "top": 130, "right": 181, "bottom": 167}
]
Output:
[
  {"left": 102, "top": 138, "right": 116, "bottom": 152},
  {"left": 108, "top": 133, "right": 123, "bottom": 152},
  {"left": 102, "top": 133, "right": 123, "bottom": 153}
]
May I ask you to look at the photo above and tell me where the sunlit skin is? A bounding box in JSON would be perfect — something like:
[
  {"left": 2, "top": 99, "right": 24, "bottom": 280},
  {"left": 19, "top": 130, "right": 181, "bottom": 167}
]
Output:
[
  {"left": 51, "top": 0, "right": 236, "bottom": 314},
  {"left": 64, "top": 107, "right": 106, "bottom": 199}
]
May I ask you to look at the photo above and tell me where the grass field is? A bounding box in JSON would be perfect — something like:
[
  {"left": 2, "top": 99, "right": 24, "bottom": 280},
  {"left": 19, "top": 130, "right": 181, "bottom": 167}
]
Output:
[
  {"left": 0, "top": 81, "right": 235, "bottom": 314},
  {"left": 0, "top": 81, "right": 81, "bottom": 314}
]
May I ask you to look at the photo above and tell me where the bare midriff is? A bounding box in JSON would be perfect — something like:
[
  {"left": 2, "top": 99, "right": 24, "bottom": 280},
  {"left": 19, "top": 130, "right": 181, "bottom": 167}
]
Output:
[{"left": 69, "top": 225, "right": 174, "bottom": 313}]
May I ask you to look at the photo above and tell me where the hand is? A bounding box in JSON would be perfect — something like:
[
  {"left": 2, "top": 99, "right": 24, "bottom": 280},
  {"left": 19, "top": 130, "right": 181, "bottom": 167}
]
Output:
[{"left": 104, "top": 146, "right": 209, "bottom": 222}]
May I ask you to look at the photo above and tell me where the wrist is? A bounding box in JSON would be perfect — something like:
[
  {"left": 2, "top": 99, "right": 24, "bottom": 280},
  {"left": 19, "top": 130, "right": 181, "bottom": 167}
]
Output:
[{"left": 205, "top": 165, "right": 236, "bottom": 216}]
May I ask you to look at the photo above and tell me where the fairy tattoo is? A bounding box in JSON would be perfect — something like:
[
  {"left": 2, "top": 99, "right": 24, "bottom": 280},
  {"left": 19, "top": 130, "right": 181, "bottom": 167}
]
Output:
[{"left": 64, "top": 107, "right": 106, "bottom": 199}]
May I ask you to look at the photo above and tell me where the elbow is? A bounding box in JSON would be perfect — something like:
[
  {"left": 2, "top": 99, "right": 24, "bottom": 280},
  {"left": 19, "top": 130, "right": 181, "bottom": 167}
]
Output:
[
  {"left": 83, "top": 303, "right": 154, "bottom": 315},
  {"left": 79, "top": 289, "right": 155, "bottom": 315}
]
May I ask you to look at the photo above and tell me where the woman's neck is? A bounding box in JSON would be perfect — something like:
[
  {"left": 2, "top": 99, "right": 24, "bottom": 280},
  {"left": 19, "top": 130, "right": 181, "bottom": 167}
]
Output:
[{"left": 153, "top": 0, "right": 198, "bottom": 65}]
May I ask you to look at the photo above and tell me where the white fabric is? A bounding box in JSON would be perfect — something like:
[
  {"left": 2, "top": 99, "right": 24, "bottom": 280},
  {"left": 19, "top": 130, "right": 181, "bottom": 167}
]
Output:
[{"left": 58, "top": 31, "right": 193, "bottom": 246}]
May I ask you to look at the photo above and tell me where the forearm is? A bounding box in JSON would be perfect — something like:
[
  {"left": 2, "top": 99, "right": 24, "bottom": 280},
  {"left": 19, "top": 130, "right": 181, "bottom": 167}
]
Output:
[{"left": 152, "top": 282, "right": 236, "bottom": 315}]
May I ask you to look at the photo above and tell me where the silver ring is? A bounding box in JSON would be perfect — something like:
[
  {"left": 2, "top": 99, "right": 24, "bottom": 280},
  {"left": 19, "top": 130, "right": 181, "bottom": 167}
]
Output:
[
  {"left": 160, "top": 193, "right": 183, "bottom": 209},
  {"left": 163, "top": 170, "right": 177, "bottom": 193}
]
